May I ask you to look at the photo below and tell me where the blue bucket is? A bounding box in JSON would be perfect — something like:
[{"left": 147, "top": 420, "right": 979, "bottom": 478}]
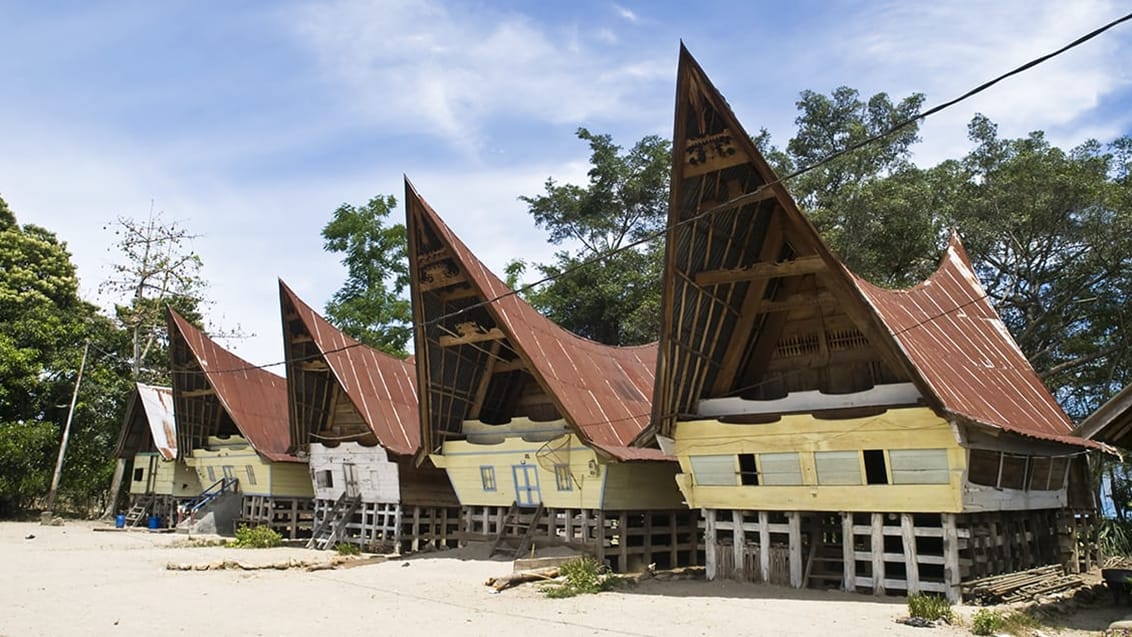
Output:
[
  {"left": 115, "top": 514, "right": 126, "bottom": 528},
  {"left": 147, "top": 515, "right": 160, "bottom": 529}
]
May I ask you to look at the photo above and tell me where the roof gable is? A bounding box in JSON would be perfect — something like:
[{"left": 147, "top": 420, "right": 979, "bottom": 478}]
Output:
[
  {"left": 280, "top": 280, "right": 419, "bottom": 456},
  {"left": 654, "top": 46, "right": 1089, "bottom": 449},
  {"left": 405, "top": 179, "right": 662, "bottom": 460},
  {"left": 114, "top": 383, "right": 176, "bottom": 460},
  {"left": 168, "top": 309, "right": 297, "bottom": 462}
]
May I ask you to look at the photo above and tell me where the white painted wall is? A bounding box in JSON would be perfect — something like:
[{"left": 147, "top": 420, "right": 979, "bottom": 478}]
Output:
[{"left": 308, "top": 442, "right": 400, "bottom": 504}]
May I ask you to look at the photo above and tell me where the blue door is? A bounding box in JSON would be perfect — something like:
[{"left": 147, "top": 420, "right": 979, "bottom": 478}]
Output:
[{"left": 512, "top": 464, "right": 541, "bottom": 507}]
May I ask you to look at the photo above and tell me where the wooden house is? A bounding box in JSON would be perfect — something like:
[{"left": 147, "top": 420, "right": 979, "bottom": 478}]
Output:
[
  {"left": 405, "top": 179, "right": 698, "bottom": 571},
  {"left": 113, "top": 382, "right": 200, "bottom": 526},
  {"left": 649, "top": 46, "right": 1099, "bottom": 599},
  {"left": 168, "top": 308, "right": 314, "bottom": 538},
  {"left": 1077, "top": 384, "right": 1132, "bottom": 449},
  {"left": 279, "top": 281, "right": 460, "bottom": 551}
]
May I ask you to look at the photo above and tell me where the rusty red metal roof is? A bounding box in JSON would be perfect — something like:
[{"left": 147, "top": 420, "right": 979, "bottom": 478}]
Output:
[
  {"left": 168, "top": 309, "right": 298, "bottom": 462},
  {"left": 406, "top": 180, "right": 666, "bottom": 461},
  {"left": 849, "top": 235, "right": 1093, "bottom": 447},
  {"left": 279, "top": 281, "right": 420, "bottom": 456},
  {"left": 114, "top": 383, "right": 177, "bottom": 460}
]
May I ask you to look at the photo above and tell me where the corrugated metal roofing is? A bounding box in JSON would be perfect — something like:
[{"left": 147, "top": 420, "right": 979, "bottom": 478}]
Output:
[
  {"left": 279, "top": 281, "right": 420, "bottom": 456},
  {"left": 406, "top": 180, "right": 666, "bottom": 461},
  {"left": 850, "top": 235, "right": 1094, "bottom": 447},
  {"left": 114, "top": 383, "right": 176, "bottom": 460},
  {"left": 168, "top": 309, "right": 299, "bottom": 462}
]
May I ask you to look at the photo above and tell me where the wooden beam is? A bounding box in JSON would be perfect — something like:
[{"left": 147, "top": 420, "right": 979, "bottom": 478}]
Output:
[
  {"left": 180, "top": 388, "right": 215, "bottom": 398},
  {"left": 492, "top": 358, "right": 526, "bottom": 373},
  {"left": 756, "top": 290, "right": 837, "bottom": 315},
  {"left": 695, "top": 255, "right": 826, "bottom": 286},
  {"left": 788, "top": 512, "right": 803, "bottom": 588},
  {"left": 300, "top": 360, "right": 330, "bottom": 372},
  {"left": 871, "top": 513, "right": 886, "bottom": 595},
  {"left": 704, "top": 509, "right": 717, "bottom": 580},
  {"left": 468, "top": 341, "right": 502, "bottom": 420},
  {"left": 710, "top": 216, "right": 784, "bottom": 395},
  {"left": 438, "top": 326, "right": 505, "bottom": 347},
  {"left": 438, "top": 286, "right": 479, "bottom": 302},
  {"left": 758, "top": 511, "right": 770, "bottom": 583}
]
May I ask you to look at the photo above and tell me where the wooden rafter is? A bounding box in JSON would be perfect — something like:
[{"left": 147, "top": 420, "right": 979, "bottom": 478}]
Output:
[
  {"left": 439, "top": 324, "right": 505, "bottom": 347},
  {"left": 694, "top": 255, "right": 826, "bottom": 286}
]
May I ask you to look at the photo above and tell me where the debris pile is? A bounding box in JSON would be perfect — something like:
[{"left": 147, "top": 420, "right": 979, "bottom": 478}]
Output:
[{"left": 962, "top": 565, "right": 1086, "bottom": 605}]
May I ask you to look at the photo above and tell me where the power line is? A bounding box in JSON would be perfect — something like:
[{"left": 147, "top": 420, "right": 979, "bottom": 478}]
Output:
[{"left": 119, "top": 10, "right": 1132, "bottom": 378}]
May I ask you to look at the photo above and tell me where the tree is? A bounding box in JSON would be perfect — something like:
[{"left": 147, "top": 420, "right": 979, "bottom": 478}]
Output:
[
  {"left": 100, "top": 207, "right": 207, "bottom": 382},
  {"left": 517, "top": 128, "right": 670, "bottom": 345},
  {"left": 322, "top": 195, "right": 411, "bottom": 357},
  {"left": 0, "top": 196, "right": 130, "bottom": 516}
]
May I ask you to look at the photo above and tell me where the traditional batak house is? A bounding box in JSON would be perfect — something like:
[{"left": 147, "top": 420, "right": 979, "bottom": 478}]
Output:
[
  {"left": 168, "top": 308, "right": 314, "bottom": 538},
  {"left": 113, "top": 382, "right": 200, "bottom": 526},
  {"left": 1077, "top": 384, "right": 1132, "bottom": 449},
  {"left": 405, "top": 179, "right": 698, "bottom": 571},
  {"left": 650, "top": 47, "right": 1098, "bottom": 600},
  {"left": 279, "top": 281, "right": 460, "bottom": 551}
]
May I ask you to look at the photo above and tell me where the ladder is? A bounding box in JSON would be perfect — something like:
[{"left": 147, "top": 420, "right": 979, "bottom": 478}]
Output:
[
  {"left": 307, "top": 492, "right": 361, "bottom": 550},
  {"left": 489, "top": 502, "right": 544, "bottom": 559},
  {"left": 124, "top": 499, "right": 151, "bottom": 527}
]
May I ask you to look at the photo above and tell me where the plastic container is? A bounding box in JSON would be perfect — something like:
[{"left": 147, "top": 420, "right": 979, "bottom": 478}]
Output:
[
  {"left": 147, "top": 515, "right": 160, "bottom": 530},
  {"left": 114, "top": 514, "right": 126, "bottom": 528}
]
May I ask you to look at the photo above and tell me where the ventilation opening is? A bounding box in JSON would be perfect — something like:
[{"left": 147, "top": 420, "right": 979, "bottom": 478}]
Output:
[
  {"left": 133, "top": 468, "right": 144, "bottom": 481},
  {"left": 738, "top": 453, "right": 759, "bottom": 486},
  {"left": 863, "top": 450, "right": 888, "bottom": 485}
]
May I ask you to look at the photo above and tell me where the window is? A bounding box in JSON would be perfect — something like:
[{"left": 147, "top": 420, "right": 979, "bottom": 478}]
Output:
[
  {"left": 999, "top": 455, "right": 1028, "bottom": 490},
  {"left": 889, "top": 449, "right": 950, "bottom": 484},
  {"left": 554, "top": 464, "right": 573, "bottom": 491},
  {"left": 863, "top": 450, "right": 889, "bottom": 485},
  {"left": 315, "top": 470, "right": 333, "bottom": 489},
  {"left": 1028, "top": 456, "right": 1052, "bottom": 490},
  {"left": 1049, "top": 457, "right": 1069, "bottom": 490},
  {"left": 968, "top": 449, "right": 1001, "bottom": 486},
  {"left": 690, "top": 455, "right": 737, "bottom": 486},
  {"left": 738, "top": 454, "right": 759, "bottom": 486},
  {"left": 480, "top": 466, "right": 497, "bottom": 492},
  {"left": 133, "top": 468, "right": 144, "bottom": 482},
  {"left": 245, "top": 465, "right": 258, "bottom": 486},
  {"left": 206, "top": 466, "right": 217, "bottom": 482},
  {"left": 814, "top": 451, "right": 861, "bottom": 485},
  {"left": 759, "top": 453, "right": 803, "bottom": 485}
]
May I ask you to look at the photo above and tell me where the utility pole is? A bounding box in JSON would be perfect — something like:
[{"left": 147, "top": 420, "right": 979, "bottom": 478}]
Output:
[{"left": 43, "top": 340, "right": 89, "bottom": 518}]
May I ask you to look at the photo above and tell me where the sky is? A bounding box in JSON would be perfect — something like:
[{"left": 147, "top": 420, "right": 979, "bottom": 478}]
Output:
[{"left": 2, "top": 0, "right": 1130, "bottom": 369}]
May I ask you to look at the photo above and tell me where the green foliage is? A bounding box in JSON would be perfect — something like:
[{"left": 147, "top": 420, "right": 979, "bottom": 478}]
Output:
[
  {"left": 971, "top": 608, "right": 1002, "bottom": 635},
  {"left": 906, "top": 593, "right": 952, "bottom": 622},
  {"left": 1098, "top": 517, "right": 1132, "bottom": 557},
  {"left": 540, "top": 556, "right": 619, "bottom": 598},
  {"left": 519, "top": 129, "right": 670, "bottom": 345},
  {"left": 334, "top": 542, "right": 361, "bottom": 556},
  {"left": 228, "top": 525, "right": 283, "bottom": 548},
  {"left": 321, "top": 195, "right": 411, "bottom": 356}
]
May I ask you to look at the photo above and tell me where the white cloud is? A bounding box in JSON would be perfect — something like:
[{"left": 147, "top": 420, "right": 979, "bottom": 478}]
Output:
[
  {"left": 613, "top": 4, "right": 638, "bottom": 23},
  {"left": 288, "top": 0, "right": 668, "bottom": 154}
]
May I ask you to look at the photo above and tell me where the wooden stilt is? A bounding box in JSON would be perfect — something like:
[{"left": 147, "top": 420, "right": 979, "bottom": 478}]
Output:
[
  {"left": 841, "top": 512, "right": 856, "bottom": 593},
  {"left": 733, "top": 510, "right": 745, "bottom": 580},
  {"left": 871, "top": 513, "right": 885, "bottom": 595},
  {"left": 705, "top": 509, "right": 717, "bottom": 580},
  {"left": 788, "top": 511, "right": 802, "bottom": 588},
  {"left": 758, "top": 511, "right": 770, "bottom": 583},
  {"left": 942, "top": 513, "right": 960, "bottom": 603},
  {"left": 900, "top": 513, "right": 920, "bottom": 595}
]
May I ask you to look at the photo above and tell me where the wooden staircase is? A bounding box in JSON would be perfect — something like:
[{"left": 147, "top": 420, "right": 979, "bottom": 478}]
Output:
[
  {"left": 490, "top": 502, "right": 544, "bottom": 559},
  {"left": 307, "top": 492, "right": 361, "bottom": 550}
]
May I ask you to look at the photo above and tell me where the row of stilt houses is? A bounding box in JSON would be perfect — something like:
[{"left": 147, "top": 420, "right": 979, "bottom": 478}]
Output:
[{"left": 114, "top": 45, "right": 1110, "bottom": 601}]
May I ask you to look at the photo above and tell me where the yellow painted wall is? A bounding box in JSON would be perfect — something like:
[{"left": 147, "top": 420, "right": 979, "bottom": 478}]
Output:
[
  {"left": 673, "top": 407, "right": 967, "bottom": 513},
  {"left": 130, "top": 453, "right": 203, "bottom": 497},
  {"left": 602, "top": 462, "right": 686, "bottom": 510},
  {"left": 187, "top": 436, "right": 312, "bottom": 498},
  {"left": 438, "top": 435, "right": 602, "bottom": 508}
]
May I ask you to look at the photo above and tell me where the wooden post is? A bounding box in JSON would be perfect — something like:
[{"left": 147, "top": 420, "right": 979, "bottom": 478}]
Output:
[
  {"left": 901, "top": 513, "right": 920, "bottom": 595},
  {"left": 44, "top": 341, "right": 89, "bottom": 516},
  {"left": 758, "top": 511, "right": 770, "bottom": 583},
  {"left": 619, "top": 512, "right": 629, "bottom": 572},
  {"left": 871, "top": 513, "right": 885, "bottom": 595},
  {"left": 788, "top": 511, "right": 802, "bottom": 588},
  {"left": 704, "top": 509, "right": 717, "bottom": 580},
  {"left": 597, "top": 510, "right": 607, "bottom": 567},
  {"left": 841, "top": 512, "right": 856, "bottom": 593},
  {"left": 942, "top": 513, "right": 961, "bottom": 603},
  {"left": 733, "top": 510, "right": 745, "bottom": 581}
]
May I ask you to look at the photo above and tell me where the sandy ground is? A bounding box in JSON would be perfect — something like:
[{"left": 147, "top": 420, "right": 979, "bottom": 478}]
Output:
[{"left": 0, "top": 521, "right": 1125, "bottom": 637}]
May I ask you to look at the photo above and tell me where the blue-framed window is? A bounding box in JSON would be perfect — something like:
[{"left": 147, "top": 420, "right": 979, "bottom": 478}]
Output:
[
  {"left": 554, "top": 464, "right": 573, "bottom": 491},
  {"left": 480, "top": 466, "right": 497, "bottom": 492}
]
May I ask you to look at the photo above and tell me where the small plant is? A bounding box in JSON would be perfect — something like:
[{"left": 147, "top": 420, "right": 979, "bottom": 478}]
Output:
[
  {"left": 907, "top": 593, "right": 953, "bottom": 623},
  {"left": 227, "top": 525, "right": 283, "bottom": 549},
  {"left": 540, "top": 557, "right": 619, "bottom": 599},
  {"left": 334, "top": 542, "right": 362, "bottom": 556},
  {"left": 971, "top": 608, "right": 1002, "bottom": 635}
]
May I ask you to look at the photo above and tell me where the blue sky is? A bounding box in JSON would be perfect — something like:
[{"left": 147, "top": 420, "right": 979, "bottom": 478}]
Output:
[{"left": 2, "top": 0, "right": 1130, "bottom": 367}]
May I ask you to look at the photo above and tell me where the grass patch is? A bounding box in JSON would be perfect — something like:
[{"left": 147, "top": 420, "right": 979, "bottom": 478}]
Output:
[
  {"left": 971, "top": 608, "right": 1040, "bottom": 636},
  {"left": 540, "top": 557, "right": 622, "bottom": 599},
  {"left": 227, "top": 525, "right": 282, "bottom": 549},
  {"left": 334, "top": 542, "right": 362, "bottom": 556},
  {"left": 907, "top": 593, "right": 953, "bottom": 623}
]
